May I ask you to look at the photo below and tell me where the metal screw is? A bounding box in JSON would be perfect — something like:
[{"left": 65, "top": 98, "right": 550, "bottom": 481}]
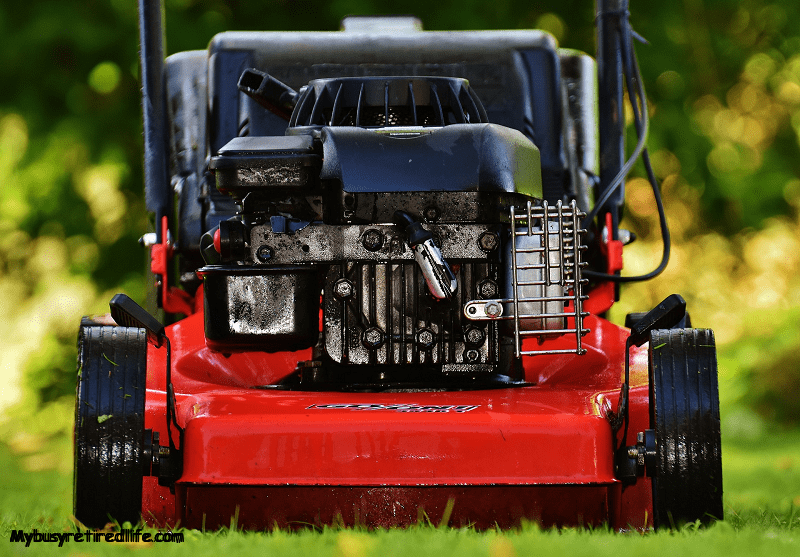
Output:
[
  {"left": 464, "top": 327, "right": 485, "bottom": 346},
  {"left": 484, "top": 301, "right": 502, "bottom": 318},
  {"left": 256, "top": 245, "right": 273, "bottom": 262},
  {"left": 465, "top": 349, "right": 480, "bottom": 362},
  {"left": 388, "top": 235, "right": 404, "bottom": 254},
  {"left": 423, "top": 206, "right": 440, "bottom": 222},
  {"left": 478, "top": 232, "right": 499, "bottom": 252},
  {"left": 362, "top": 327, "right": 385, "bottom": 349},
  {"left": 477, "top": 279, "right": 498, "bottom": 299},
  {"left": 333, "top": 278, "right": 355, "bottom": 299},
  {"left": 416, "top": 328, "right": 436, "bottom": 349},
  {"left": 361, "top": 229, "right": 384, "bottom": 252}
]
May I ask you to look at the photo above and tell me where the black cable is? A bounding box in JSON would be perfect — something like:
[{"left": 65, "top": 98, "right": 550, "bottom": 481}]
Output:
[
  {"left": 163, "top": 336, "right": 184, "bottom": 453},
  {"left": 583, "top": 3, "right": 671, "bottom": 283},
  {"left": 584, "top": 148, "right": 671, "bottom": 283},
  {"left": 611, "top": 337, "right": 634, "bottom": 452}
]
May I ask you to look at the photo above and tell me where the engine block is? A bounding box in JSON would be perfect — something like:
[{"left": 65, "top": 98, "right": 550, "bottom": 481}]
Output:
[
  {"left": 199, "top": 75, "right": 588, "bottom": 388},
  {"left": 323, "top": 261, "right": 499, "bottom": 371}
]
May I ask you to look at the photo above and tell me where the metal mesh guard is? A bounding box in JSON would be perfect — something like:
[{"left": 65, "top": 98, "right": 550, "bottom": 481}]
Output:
[{"left": 509, "top": 200, "right": 589, "bottom": 356}]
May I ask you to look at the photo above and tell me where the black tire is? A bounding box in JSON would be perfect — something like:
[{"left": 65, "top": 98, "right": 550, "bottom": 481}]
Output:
[
  {"left": 649, "top": 328, "right": 723, "bottom": 528},
  {"left": 74, "top": 325, "right": 148, "bottom": 528}
]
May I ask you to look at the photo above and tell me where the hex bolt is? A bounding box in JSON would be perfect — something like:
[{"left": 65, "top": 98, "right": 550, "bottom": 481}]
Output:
[
  {"left": 484, "top": 301, "right": 502, "bottom": 318},
  {"left": 478, "top": 232, "right": 499, "bottom": 252},
  {"left": 416, "top": 328, "right": 436, "bottom": 349},
  {"left": 464, "top": 327, "right": 485, "bottom": 346},
  {"left": 256, "top": 245, "right": 273, "bottom": 262},
  {"left": 477, "top": 279, "right": 499, "bottom": 299},
  {"left": 333, "top": 278, "right": 355, "bottom": 300},
  {"left": 465, "top": 349, "right": 480, "bottom": 362},
  {"left": 361, "top": 229, "right": 384, "bottom": 252},
  {"left": 423, "top": 206, "right": 440, "bottom": 222},
  {"left": 362, "top": 326, "right": 385, "bottom": 349}
]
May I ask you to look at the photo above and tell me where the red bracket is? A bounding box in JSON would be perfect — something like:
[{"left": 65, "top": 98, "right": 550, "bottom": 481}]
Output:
[
  {"left": 604, "top": 212, "right": 624, "bottom": 275},
  {"left": 150, "top": 216, "right": 195, "bottom": 316},
  {"left": 585, "top": 213, "right": 624, "bottom": 315}
]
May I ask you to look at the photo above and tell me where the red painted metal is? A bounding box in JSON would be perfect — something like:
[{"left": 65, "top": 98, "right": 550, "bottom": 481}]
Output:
[
  {"left": 604, "top": 212, "right": 625, "bottom": 274},
  {"left": 213, "top": 228, "right": 221, "bottom": 253},
  {"left": 150, "top": 216, "right": 195, "bottom": 316},
  {"left": 585, "top": 282, "right": 616, "bottom": 315},
  {"left": 178, "top": 389, "right": 615, "bottom": 486},
  {"left": 613, "top": 384, "right": 655, "bottom": 531},
  {"left": 179, "top": 485, "right": 615, "bottom": 530},
  {"left": 583, "top": 214, "right": 624, "bottom": 316},
  {"left": 140, "top": 306, "right": 654, "bottom": 530}
]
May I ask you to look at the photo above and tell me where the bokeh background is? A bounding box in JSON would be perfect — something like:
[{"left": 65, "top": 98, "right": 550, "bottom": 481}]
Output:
[{"left": 0, "top": 0, "right": 798, "bottom": 499}]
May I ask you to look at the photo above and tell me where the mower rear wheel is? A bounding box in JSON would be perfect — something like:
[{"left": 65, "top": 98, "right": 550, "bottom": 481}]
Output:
[
  {"left": 648, "top": 328, "right": 723, "bottom": 529},
  {"left": 74, "top": 324, "right": 148, "bottom": 528}
]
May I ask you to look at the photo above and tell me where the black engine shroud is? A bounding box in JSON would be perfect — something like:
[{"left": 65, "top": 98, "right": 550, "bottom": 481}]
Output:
[{"left": 200, "top": 76, "right": 568, "bottom": 386}]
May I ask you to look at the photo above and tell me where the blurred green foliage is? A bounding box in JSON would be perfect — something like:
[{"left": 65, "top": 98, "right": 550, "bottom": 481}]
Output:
[{"left": 1, "top": 0, "right": 800, "bottom": 456}]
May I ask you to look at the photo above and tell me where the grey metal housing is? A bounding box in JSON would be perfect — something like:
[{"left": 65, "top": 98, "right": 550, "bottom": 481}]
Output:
[{"left": 163, "top": 24, "right": 598, "bottom": 270}]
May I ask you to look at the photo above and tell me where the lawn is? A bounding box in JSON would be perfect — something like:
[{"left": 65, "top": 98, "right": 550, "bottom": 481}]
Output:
[{"left": 1, "top": 420, "right": 799, "bottom": 556}]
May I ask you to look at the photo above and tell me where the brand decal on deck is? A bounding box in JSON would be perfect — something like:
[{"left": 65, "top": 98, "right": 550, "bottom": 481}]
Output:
[{"left": 306, "top": 403, "right": 479, "bottom": 413}]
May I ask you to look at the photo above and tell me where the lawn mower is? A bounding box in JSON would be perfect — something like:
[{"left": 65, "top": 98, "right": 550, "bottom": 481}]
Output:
[{"left": 73, "top": 0, "right": 722, "bottom": 530}]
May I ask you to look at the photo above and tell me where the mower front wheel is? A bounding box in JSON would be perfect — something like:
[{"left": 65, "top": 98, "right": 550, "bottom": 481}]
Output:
[
  {"left": 648, "top": 328, "right": 723, "bottom": 528},
  {"left": 74, "top": 325, "right": 149, "bottom": 528}
]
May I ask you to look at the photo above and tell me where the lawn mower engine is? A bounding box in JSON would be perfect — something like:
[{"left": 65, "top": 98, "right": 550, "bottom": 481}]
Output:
[
  {"left": 201, "top": 74, "right": 586, "bottom": 389},
  {"left": 73, "top": 1, "right": 723, "bottom": 533}
]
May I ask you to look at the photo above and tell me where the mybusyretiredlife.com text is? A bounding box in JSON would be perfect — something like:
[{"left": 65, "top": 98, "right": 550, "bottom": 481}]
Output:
[{"left": 9, "top": 528, "right": 184, "bottom": 547}]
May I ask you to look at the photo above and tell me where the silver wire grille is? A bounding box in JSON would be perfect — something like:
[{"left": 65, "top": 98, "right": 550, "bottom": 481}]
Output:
[
  {"left": 463, "top": 199, "right": 589, "bottom": 357},
  {"left": 509, "top": 199, "right": 589, "bottom": 356}
]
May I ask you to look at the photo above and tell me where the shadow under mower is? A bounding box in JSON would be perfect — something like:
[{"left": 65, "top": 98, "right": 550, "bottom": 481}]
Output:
[{"left": 73, "top": 0, "right": 722, "bottom": 531}]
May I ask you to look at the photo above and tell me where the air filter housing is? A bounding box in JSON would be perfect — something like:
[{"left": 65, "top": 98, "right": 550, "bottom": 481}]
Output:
[{"left": 288, "top": 76, "right": 489, "bottom": 129}]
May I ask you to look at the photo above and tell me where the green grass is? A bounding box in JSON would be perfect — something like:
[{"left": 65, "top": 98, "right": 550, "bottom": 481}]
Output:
[{"left": 1, "top": 427, "right": 799, "bottom": 556}]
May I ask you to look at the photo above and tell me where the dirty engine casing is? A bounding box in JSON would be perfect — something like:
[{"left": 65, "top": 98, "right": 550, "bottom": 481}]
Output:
[{"left": 201, "top": 76, "right": 584, "bottom": 389}]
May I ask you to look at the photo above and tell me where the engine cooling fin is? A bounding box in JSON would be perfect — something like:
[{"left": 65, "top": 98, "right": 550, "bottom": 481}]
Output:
[{"left": 289, "top": 76, "right": 489, "bottom": 128}]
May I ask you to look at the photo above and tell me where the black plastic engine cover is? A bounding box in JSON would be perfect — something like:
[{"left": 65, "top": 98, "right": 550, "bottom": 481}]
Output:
[
  {"left": 209, "top": 135, "right": 320, "bottom": 197},
  {"left": 318, "top": 124, "right": 542, "bottom": 198}
]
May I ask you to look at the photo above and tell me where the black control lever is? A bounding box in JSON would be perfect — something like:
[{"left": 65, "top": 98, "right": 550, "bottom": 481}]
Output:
[
  {"left": 110, "top": 293, "right": 165, "bottom": 346},
  {"left": 628, "top": 293, "right": 686, "bottom": 346}
]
